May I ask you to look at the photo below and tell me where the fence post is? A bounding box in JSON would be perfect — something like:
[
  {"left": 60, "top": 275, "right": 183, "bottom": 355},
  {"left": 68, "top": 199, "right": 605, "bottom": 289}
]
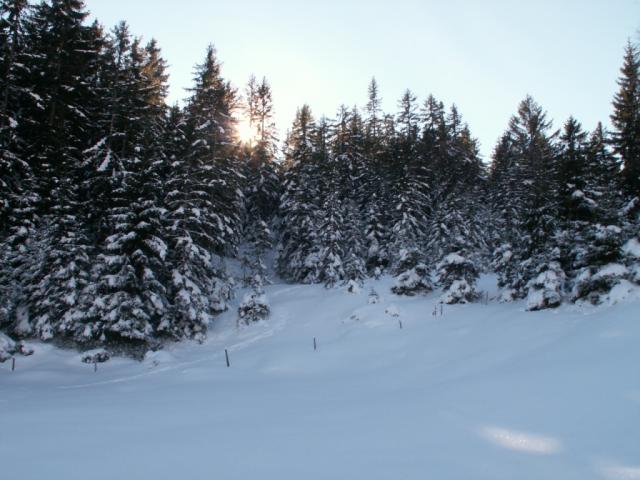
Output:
[
  {"left": 11, "top": 357, "right": 15, "bottom": 372},
  {"left": 94, "top": 362, "right": 97, "bottom": 373},
  {"left": 313, "top": 337, "right": 317, "bottom": 351},
  {"left": 225, "top": 349, "right": 230, "bottom": 368},
  {"left": 399, "top": 320, "right": 403, "bottom": 329}
]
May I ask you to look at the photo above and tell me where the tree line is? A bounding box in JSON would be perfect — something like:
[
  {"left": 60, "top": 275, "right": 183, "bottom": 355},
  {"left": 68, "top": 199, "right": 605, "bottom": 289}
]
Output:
[{"left": 1, "top": 0, "right": 639, "bottom": 351}]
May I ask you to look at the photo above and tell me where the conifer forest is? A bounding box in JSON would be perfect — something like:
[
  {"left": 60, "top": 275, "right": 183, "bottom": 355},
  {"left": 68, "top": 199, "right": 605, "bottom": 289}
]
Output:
[{"left": 1, "top": 0, "right": 640, "bottom": 355}]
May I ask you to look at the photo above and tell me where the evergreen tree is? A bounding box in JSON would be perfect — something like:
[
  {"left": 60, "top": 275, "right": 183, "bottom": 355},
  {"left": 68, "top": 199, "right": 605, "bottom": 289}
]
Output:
[
  {"left": 277, "top": 105, "right": 322, "bottom": 283},
  {"left": 0, "top": 0, "right": 31, "bottom": 229},
  {"left": 492, "top": 96, "right": 561, "bottom": 303},
  {"left": 436, "top": 251, "right": 480, "bottom": 304},
  {"left": 611, "top": 41, "right": 640, "bottom": 195},
  {"left": 164, "top": 45, "right": 238, "bottom": 340},
  {"left": 242, "top": 75, "right": 279, "bottom": 291}
]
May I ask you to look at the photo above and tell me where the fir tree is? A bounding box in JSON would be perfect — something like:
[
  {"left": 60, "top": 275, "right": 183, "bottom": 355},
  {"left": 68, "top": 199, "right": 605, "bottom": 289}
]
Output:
[
  {"left": 611, "top": 41, "right": 640, "bottom": 195},
  {"left": 277, "top": 105, "right": 322, "bottom": 283}
]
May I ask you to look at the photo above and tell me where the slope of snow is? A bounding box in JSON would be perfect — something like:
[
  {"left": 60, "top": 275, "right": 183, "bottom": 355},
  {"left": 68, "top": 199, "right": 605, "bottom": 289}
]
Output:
[{"left": 1, "top": 275, "right": 639, "bottom": 480}]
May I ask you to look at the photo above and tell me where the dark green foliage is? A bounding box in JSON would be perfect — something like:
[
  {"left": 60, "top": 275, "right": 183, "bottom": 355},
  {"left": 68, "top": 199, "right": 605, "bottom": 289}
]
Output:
[{"left": 611, "top": 42, "right": 640, "bottom": 195}]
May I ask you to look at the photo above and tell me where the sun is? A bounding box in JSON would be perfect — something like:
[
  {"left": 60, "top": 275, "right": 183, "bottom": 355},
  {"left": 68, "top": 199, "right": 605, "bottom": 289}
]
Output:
[{"left": 236, "top": 117, "right": 256, "bottom": 144}]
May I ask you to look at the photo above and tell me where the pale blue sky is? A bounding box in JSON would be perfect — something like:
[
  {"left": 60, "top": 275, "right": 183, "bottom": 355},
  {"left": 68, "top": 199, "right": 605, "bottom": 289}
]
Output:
[{"left": 87, "top": 0, "right": 640, "bottom": 158}]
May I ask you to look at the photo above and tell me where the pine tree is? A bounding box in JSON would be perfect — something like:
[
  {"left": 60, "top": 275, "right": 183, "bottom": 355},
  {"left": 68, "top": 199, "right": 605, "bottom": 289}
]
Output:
[
  {"left": 390, "top": 89, "right": 428, "bottom": 273},
  {"left": 492, "top": 96, "right": 562, "bottom": 304},
  {"left": 611, "top": 41, "right": 640, "bottom": 195},
  {"left": 361, "top": 79, "right": 391, "bottom": 275},
  {"left": 365, "top": 77, "right": 382, "bottom": 144},
  {"left": 164, "top": 45, "right": 238, "bottom": 340},
  {"left": 436, "top": 251, "right": 480, "bottom": 304},
  {"left": 0, "top": 0, "right": 32, "bottom": 229},
  {"left": 242, "top": 75, "right": 279, "bottom": 291},
  {"left": 277, "top": 105, "right": 322, "bottom": 283},
  {"left": 10, "top": 0, "right": 104, "bottom": 339}
]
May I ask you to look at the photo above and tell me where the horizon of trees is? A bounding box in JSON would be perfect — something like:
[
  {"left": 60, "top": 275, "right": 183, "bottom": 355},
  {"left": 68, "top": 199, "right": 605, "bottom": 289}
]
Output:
[{"left": 1, "top": 0, "right": 639, "bottom": 353}]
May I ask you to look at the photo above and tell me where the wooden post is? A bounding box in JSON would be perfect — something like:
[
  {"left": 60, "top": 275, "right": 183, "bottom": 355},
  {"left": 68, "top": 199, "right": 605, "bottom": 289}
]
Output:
[
  {"left": 313, "top": 337, "right": 317, "bottom": 351},
  {"left": 94, "top": 362, "right": 97, "bottom": 373},
  {"left": 440, "top": 304, "right": 443, "bottom": 316},
  {"left": 11, "top": 357, "right": 15, "bottom": 372},
  {"left": 399, "top": 320, "right": 403, "bottom": 329},
  {"left": 225, "top": 349, "right": 230, "bottom": 368},
  {"left": 433, "top": 306, "right": 437, "bottom": 317}
]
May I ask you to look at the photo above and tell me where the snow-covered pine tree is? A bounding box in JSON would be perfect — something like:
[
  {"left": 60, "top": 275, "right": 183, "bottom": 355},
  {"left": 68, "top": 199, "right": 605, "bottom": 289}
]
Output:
[
  {"left": 66, "top": 33, "right": 173, "bottom": 346},
  {"left": 9, "top": 0, "right": 106, "bottom": 340},
  {"left": 164, "top": 45, "right": 238, "bottom": 341},
  {"left": 241, "top": 75, "right": 280, "bottom": 290},
  {"left": 553, "top": 118, "right": 629, "bottom": 305},
  {"left": 237, "top": 291, "right": 269, "bottom": 325},
  {"left": 0, "top": 0, "right": 40, "bottom": 331},
  {"left": 0, "top": 0, "right": 33, "bottom": 230},
  {"left": 328, "top": 105, "right": 366, "bottom": 286},
  {"left": 488, "top": 133, "right": 527, "bottom": 295},
  {"left": 361, "top": 80, "right": 392, "bottom": 275},
  {"left": 390, "top": 90, "right": 429, "bottom": 273},
  {"left": 388, "top": 90, "right": 434, "bottom": 295},
  {"left": 435, "top": 251, "right": 480, "bottom": 304},
  {"left": 585, "top": 123, "right": 622, "bottom": 222},
  {"left": 610, "top": 41, "right": 640, "bottom": 196},
  {"left": 277, "top": 105, "right": 323, "bottom": 283},
  {"left": 492, "top": 97, "right": 564, "bottom": 306},
  {"left": 424, "top": 105, "right": 486, "bottom": 268}
]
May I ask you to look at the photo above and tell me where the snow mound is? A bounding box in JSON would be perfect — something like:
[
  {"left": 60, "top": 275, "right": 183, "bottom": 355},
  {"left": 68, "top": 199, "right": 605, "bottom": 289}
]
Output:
[
  {"left": 623, "top": 237, "right": 640, "bottom": 259},
  {"left": 143, "top": 349, "right": 175, "bottom": 368},
  {"left": 385, "top": 305, "right": 400, "bottom": 317}
]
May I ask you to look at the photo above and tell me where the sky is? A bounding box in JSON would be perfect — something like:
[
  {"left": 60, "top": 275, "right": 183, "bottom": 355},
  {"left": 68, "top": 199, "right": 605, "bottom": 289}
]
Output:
[{"left": 87, "top": 0, "right": 640, "bottom": 159}]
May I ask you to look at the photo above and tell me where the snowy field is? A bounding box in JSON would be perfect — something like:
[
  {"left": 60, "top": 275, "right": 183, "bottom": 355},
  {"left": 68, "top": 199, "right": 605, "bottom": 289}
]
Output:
[{"left": 1, "top": 275, "right": 639, "bottom": 480}]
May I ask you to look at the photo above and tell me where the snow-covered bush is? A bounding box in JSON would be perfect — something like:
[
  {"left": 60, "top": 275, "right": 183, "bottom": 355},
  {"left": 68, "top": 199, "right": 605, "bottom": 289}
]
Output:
[
  {"left": 373, "top": 267, "right": 382, "bottom": 280},
  {"left": 526, "top": 261, "right": 566, "bottom": 311},
  {"left": 571, "top": 263, "right": 629, "bottom": 305},
  {"left": 368, "top": 288, "right": 380, "bottom": 304},
  {"left": 0, "top": 332, "right": 17, "bottom": 362},
  {"left": 493, "top": 243, "right": 527, "bottom": 300},
  {"left": 570, "top": 224, "right": 629, "bottom": 304},
  {"left": 623, "top": 229, "right": 640, "bottom": 284},
  {"left": 440, "top": 280, "right": 478, "bottom": 305},
  {"left": 436, "top": 252, "right": 479, "bottom": 304},
  {"left": 238, "top": 292, "right": 270, "bottom": 325},
  {"left": 81, "top": 348, "right": 111, "bottom": 364},
  {"left": 391, "top": 263, "right": 433, "bottom": 296},
  {"left": 0, "top": 334, "right": 33, "bottom": 362},
  {"left": 345, "top": 280, "right": 361, "bottom": 294}
]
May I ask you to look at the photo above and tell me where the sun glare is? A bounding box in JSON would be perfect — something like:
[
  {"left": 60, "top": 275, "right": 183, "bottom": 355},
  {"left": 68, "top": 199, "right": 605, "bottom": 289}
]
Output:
[{"left": 236, "top": 117, "right": 256, "bottom": 144}]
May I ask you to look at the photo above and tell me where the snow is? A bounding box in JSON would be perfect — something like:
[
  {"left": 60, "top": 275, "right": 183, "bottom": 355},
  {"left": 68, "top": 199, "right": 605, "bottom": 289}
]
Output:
[
  {"left": 1, "top": 274, "right": 640, "bottom": 480},
  {"left": 439, "top": 252, "right": 466, "bottom": 265},
  {"left": 593, "top": 263, "right": 629, "bottom": 280},
  {"left": 0, "top": 332, "right": 17, "bottom": 361},
  {"left": 623, "top": 237, "right": 640, "bottom": 259}
]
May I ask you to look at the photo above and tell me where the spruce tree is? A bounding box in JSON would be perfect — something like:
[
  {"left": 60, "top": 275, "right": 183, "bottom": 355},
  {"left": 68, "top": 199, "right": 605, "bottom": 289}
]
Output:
[
  {"left": 611, "top": 41, "right": 640, "bottom": 195},
  {"left": 277, "top": 105, "right": 322, "bottom": 283},
  {"left": 164, "top": 45, "right": 237, "bottom": 340}
]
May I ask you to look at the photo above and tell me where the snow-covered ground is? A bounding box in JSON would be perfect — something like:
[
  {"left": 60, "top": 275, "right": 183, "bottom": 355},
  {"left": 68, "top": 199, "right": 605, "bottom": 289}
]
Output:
[{"left": 1, "top": 275, "right": 639, "bottom": 480}]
